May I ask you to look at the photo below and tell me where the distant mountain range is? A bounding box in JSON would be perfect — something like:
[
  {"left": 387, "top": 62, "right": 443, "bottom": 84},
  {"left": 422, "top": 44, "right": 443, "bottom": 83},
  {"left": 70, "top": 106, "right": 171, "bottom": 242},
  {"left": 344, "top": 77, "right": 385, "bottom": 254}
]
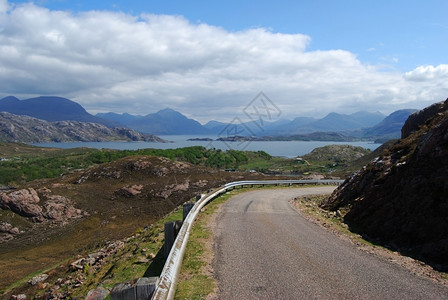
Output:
[
  {"left": 97, "top": 106, "right": 416, "bottom": 141},
  {"left": 0, "top": 95, "right": 419, "bottom": 142}
]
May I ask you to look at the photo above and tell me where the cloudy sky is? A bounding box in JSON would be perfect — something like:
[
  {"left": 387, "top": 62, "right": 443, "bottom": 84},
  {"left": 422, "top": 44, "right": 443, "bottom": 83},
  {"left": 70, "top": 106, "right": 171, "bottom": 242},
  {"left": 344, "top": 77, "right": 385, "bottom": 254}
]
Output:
[{"left": 1, "top": 0, "right": 447, "bottom": 123}]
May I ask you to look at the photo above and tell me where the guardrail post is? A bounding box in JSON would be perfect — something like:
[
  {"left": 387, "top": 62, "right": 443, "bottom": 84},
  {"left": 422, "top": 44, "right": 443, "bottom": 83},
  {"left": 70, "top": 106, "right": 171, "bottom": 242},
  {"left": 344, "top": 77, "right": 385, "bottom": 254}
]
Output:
[
  {"left": 183, "top": 203, "right": 194, "bottom": 222},
  {"left": 164, "top": 221, "right": 182, "bottom": 258},
  {"left": 110, "top": 277, "right": 159, "bottom": 300}
]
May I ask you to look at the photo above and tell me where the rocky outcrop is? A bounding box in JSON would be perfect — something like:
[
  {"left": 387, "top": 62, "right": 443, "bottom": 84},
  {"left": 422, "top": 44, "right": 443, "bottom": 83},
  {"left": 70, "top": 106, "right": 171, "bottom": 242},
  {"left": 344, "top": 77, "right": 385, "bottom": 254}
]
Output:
[
  {"left": 0, "top": 188, "right": 43, "bottom": 220},
  {"left": 401, "top": 99, "right": 447, "bottom": 138},
  {"left": 0, "top": 188, "right": 87, "bottom": 229},
  {"left": 0, "top": 222, "right": 21, "bottom": 243},
  {"left": 42, "top": 195, "right": 86, "bottom": 223},
  {"left": 322, "top": 99, "right": 448, "bottom": 269},
  {"left": 115, "top": 185, "right": 144, "bottom": 197},
  {"left": 156, "top": 181, "right": 190, "bottom": 199},
  {"left": 0, "top": 112, "right": 166, "bottom": 143}
]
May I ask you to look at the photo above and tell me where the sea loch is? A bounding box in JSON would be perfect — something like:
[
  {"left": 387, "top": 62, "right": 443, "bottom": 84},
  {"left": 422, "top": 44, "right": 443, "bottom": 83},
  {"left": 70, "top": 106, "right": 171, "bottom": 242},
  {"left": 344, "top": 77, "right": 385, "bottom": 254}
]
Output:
[{"left": 33, "top": 135, "right": 382, "bottom": 158}]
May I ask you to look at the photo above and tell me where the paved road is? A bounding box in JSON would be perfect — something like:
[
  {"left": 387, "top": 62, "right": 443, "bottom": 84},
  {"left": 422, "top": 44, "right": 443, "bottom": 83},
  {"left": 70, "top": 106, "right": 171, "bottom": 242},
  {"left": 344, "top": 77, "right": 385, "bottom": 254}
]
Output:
[{"left": 213, "top": 187, "right": 448, "bottom": 299}]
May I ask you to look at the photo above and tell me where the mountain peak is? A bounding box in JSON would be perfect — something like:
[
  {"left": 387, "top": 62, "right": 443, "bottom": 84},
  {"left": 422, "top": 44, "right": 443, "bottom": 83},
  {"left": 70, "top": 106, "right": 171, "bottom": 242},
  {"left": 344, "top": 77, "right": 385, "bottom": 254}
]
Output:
[
  {"left": 130, "top": 108, "right": 208, "bottom": 134},
  {"left": 155, "top": 108, "right": 182, "bottom": 116},
  {"left": 0, "top": 96, "right": 20, "bottom": 103},
  {"left": 0, "top": 95, "right": 116, "bottom": 127}
]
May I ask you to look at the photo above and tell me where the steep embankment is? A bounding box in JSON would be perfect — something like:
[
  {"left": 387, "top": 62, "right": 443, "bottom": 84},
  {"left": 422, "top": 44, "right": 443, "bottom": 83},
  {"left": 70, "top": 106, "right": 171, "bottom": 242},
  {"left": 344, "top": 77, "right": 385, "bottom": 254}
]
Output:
[{"left": 321, "top": 99, "right": 448, "bottom": 269}]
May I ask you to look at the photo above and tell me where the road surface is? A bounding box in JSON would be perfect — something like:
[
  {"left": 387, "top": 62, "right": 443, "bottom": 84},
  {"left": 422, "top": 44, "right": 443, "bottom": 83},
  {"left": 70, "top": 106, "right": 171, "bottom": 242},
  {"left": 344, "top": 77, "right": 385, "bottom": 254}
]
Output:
[{"left": 213, "top": 187, "right": 448, "bottom": 299}]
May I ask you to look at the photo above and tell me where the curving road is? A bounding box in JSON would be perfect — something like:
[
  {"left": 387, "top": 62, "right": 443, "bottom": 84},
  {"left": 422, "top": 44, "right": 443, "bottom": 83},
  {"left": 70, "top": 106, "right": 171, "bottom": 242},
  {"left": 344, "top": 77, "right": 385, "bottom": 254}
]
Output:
[{"left": 212, "top": 187, "right": 448, "bottom": 299}]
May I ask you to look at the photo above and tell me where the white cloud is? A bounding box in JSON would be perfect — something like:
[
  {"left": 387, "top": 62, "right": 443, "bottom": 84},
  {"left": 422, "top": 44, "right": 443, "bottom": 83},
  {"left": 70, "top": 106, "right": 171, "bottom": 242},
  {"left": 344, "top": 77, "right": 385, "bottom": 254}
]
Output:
[
  {"left": 0, "top": 0, "right": 9, "bottom": 13},
  {"left": 0, "top": 1, "right": 446, "bottom": 122},
  {"left": 404, "top": 64, "right": 448, "bottom": 81}
]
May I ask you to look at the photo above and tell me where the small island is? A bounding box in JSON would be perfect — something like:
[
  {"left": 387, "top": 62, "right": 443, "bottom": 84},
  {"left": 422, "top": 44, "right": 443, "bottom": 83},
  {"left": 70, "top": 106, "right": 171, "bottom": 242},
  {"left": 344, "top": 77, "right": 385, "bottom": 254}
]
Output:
[{"left": 187, "top": 137, "right": 214, "bottom": 141}]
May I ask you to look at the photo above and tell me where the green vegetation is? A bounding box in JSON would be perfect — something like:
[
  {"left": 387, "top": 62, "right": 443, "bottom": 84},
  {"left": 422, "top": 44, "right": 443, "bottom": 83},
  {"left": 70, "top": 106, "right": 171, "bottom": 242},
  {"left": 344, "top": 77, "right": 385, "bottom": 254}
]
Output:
[
  {"left": 293, "top": 145, "right": 371, "bottom": 175},
  {"left": 0, "top": 143, "right": 275, "bottom": 185},
  {"left": 0, "top": 142, "right": 375, "bottom": 186}
]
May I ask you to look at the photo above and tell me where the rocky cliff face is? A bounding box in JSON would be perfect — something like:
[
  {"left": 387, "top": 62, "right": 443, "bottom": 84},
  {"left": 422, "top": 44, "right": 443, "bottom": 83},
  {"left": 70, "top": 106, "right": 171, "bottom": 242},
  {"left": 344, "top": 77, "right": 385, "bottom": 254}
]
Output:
[
  {"left": 322, "top": 99, "right": 448, "bottom": 269},
  {"left": 0, "top": 112, "right": 165, "bottom": 143}
]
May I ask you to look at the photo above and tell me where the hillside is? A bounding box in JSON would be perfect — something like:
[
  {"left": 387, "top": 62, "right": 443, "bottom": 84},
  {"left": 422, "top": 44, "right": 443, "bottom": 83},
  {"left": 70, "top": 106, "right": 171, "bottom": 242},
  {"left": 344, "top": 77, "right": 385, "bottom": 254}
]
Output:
[
  {"left": 0, "top": 96, "right": 117, "bottom": 127},
  {"left": 0, "top": 153, "right": 263, "bottom": 294},
  {"left": 303, "top": 145, "right": 370, "bottom": 163},
  {"left": 0, "top": 112, "right": 165, "bottom": 143},
  {"left": 321, "top": 99, "right": 448, "bottom": 269}
]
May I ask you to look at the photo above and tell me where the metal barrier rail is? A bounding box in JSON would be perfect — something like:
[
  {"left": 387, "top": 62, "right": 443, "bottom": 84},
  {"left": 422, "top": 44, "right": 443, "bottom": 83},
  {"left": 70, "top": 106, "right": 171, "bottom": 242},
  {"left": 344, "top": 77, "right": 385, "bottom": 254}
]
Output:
[{"left": 151, "top": 179, "right": 343, "bottom": 299}]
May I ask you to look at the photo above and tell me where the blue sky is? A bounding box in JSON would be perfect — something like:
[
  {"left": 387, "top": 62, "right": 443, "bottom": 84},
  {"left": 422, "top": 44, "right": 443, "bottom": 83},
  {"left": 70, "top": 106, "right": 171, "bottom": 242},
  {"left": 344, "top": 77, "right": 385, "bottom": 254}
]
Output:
[
  {"left": 1, "top": 0, "right": 447, "bottom": 122},
  {"left": 12, "top": 0, "right": 447, "bottom": 71}
]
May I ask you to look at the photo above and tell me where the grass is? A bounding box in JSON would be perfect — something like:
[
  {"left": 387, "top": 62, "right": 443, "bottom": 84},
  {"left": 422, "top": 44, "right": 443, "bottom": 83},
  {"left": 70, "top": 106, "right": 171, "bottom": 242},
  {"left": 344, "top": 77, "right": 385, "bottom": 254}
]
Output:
[
  {"left": 175, "top": 189, "right": 247, "bottom": 299},
  {"left": 71, "top": 206, "right": 185, "bottom": 297},
  {"left": 2, "top": 205, "right": 185, "bottom": 298}
]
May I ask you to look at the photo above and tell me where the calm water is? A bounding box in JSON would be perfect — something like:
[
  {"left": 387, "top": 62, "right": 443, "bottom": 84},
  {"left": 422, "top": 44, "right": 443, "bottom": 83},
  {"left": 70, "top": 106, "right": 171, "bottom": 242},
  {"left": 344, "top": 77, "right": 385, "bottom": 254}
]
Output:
[{"left": 33, "top": 135, "right": 382, "bottom": 158}]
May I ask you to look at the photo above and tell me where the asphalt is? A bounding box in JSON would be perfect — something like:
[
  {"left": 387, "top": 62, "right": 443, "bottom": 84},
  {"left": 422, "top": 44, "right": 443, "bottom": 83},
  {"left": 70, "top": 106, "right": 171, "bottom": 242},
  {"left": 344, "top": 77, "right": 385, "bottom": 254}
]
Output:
[{"left": 213, "top": 187, "right": 448, "bottom": 299}]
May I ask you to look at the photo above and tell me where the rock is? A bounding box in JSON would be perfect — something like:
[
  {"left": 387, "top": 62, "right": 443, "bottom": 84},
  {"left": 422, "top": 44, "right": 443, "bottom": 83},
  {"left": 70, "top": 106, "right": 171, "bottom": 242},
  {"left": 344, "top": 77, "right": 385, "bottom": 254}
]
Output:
[
  {"left": 85, "top": 287, "right": 108, "bottom": 300},
  {"left": 43, "top": 195, "right": 84, "bottom": 222},
  {"left": 37, "top": 281, "right": 48, "bottom": 289},
  {"left": 0, "top": 222, "right": 20, "bottom": 235},
  {"left": 0, "top": 233, "right": 14, "bottom": 243},
  {"left": 131, "top": 160, "right": 152, "bottom": 171},
  {"left": 134, "top": 256, "right": 150, "bottom": 264},
  {"left": 87, "top": 251, "right": 104, "bottom": 265},
  {"left": 69, "top": 258, "right": 86, "bottom": 270},
  {"left": 401, "top": 99, "right": 447, "bottom": 138},
  {"left": 10, "top": 294, "right": 27, "bottom": 300},
  {"left": 37, "top": 187, "right": 51, "bottom": 195},
  {"left": 0, "top": 188, "right": 43, "bottom": 219},
  {"left": 9, "top": 227, "right": 20, "bottom": 235},
  {"left": 28, "top": 274, "right": 48, "bottom": 285},
  {"left": 322, "top": 99, "right": 448, "bottom": 268},
  {"left": 116, "top": 185, "right": 144, "bottom": 197},
  {"left": 193, "top": 180, "right": 208, "bottom": 187},
  {"left": 156, "top": 181, "right": 190, "bottom": 199}
]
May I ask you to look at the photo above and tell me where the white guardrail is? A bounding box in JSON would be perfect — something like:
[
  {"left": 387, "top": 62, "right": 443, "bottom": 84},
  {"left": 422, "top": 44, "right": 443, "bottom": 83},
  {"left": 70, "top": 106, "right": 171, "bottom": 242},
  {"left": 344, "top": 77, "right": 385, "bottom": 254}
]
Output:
[{"left": 151, "top": 179, "right": 343, "bottom": 299}]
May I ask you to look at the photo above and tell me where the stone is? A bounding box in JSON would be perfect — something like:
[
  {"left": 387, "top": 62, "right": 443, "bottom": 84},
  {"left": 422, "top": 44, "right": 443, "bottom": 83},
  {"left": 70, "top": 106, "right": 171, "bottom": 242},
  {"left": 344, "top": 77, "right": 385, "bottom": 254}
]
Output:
[
  {"left": 43, "top": 195, "right": 85, "bottom": 222},
  {"left": 116, "top": 185, "right": 143, "bottom": 197},
  {"left": 85, "top": 287, "right": 109, "bottom": 300},
  {"left": 0, "top": 188, "right": 43, "bottom": 219},
  {"left": 0, "top": 222, "right": 20, "bottom": 235},
  {"left": 88, "top": 251, "right": 104, "bottom": 264},
  {"left": 134, "top": 256, "right": 149, "bottom": 264},
  {"left": 28, "top": 274, "right": 49, "bottom": 285}
]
